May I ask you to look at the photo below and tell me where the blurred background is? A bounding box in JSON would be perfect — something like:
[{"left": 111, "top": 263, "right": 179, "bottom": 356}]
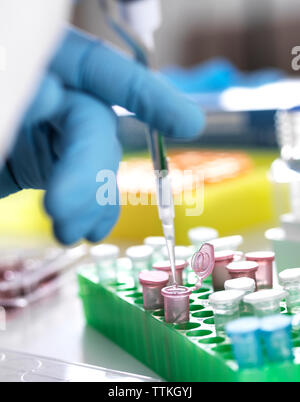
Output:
[
  {"left": 73, "top": 0, "right": 300, "bottom": 72},
  {"left": 1, "top": 0, "right": 300, "bottom": 245}
]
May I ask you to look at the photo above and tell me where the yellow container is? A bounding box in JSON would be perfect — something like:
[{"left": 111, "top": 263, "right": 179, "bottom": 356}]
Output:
[
  {"left": 110, "top": 166, "right": 274, "bottom": 244},
  {"left": 0, "top": 190, "right": 51, "bottom": 236},
  {"left": 0, "top": 149, "right": 278, "bottom": 244}
]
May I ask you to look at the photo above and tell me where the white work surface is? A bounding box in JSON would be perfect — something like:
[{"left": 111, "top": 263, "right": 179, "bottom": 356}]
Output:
[
  {"left": 0, "top": 279, "right": 161, "bottom": 380},
  {"left": 0, "top": 225, "right": 271, "bottom": 381}
]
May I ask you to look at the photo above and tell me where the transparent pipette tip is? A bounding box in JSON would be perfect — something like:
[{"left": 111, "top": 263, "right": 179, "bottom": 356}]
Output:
[{"left": 165, "top": 236, "right": 176, "bottom": 286}]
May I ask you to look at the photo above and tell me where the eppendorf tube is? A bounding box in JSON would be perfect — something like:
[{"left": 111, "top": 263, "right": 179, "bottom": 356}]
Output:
[
  {"left": 226, "top": 260, "right": 258, "bottom": 290},
  {"left": 226, "top": 317, "right": 263, "bottom": 369},
  {"left": 245, "top": 251, "right": 275, "bottom": 290},
  {"left": 126, "top": 245, "right": 153, "bottom": 286},
  {"left": 139, "top": 270, "right": 169, "bottom": 310},
  {"left": 144, "top": 236, "right": 166, "bottom": 262},
  {"left": 243, "top": 289, "right": 286, "bottom": 317},
  {"left": 209, "top": 290, "right": 245, "bottom": 336},
  {"left": 161, "top": 286, "right": 192, "bottom": 323},
  {"left": 212, "top": 250, "right": 243, "bottom": 291},
  {"left": 260, "top": 315, "right": 293, "bottom": 363},
  {"left": 152, "top": 259, "right": 188, "bottom": 286},
  {"left": 90, "top": 244, "right": 120, "bottom": 282},
  {"left": 161, "top": 243, "right": 215, "bottom": 324},
  {"left": 224, "top": 277, "right": 256, "bottom": 315},
  {"left": 279, "top": 268, "right": 300, "bottom": 314}
]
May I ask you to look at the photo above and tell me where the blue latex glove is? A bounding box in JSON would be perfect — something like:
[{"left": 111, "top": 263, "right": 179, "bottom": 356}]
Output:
[
  {"left": 0, "top": 27, "right": 204, "bottom": 245},
  {"left": 162, "top": 59, "right": 239, "bottom": 93},
  {"left": 162, "top": 58, "right": 284, "bottom": 93}
]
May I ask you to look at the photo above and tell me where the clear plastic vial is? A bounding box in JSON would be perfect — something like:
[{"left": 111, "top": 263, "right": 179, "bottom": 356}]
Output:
[
  {"left": 224, "top": 277, "right": 256, "bottom": 315},
  {"left": 209, "top": 290, "right": 245, "bottom": 336},
  {"left": 90, "top": 244, "right": 120, "bottom": 282},
  {"left": 144, "top": 236, "right": 166, "bottom": 262},
  {"left": 279, "top": 268, "right": 300, "bottom": 314},
  {"left": 126, "top": 245, "right": 153, "bottom": 285},
  {"left": 260, "top": 315, "right": 293, "bottom": 363},
  {"left": 139, "top": 270, "right": 169, "bottom": 310},
  {"left": 161, "top": 286, "right": 192, "bottom": 323},
  {"left": 245, "top": 251, "right": 275, "bottom": 290},
  {"left": 243, "top": 289, "right": 286, "bottom": 317},
  {"left": 152, "top": 259, "right": 188, "bottom": 286},
  {"left": 212, "top": 250, "right": 240, "bottom": 291},
  {"left": 226, "top": 260, "right": 258, "bottom": 290},
  {"left": 226, "top": 317, "right": 263, "bottom": 369}
]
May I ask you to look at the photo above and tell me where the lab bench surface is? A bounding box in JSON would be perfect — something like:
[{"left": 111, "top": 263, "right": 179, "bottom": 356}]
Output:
[{"left": 0, "top": 280, "right": 162, "bottom": 381}]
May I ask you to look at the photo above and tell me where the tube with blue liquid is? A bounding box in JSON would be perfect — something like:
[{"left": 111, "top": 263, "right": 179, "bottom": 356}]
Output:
[
  {"left": 260, "top": 315, "right": 293, "bottom": 363},
  {"left": 226, "top": 317, "right": 263, "bottom": 369}
]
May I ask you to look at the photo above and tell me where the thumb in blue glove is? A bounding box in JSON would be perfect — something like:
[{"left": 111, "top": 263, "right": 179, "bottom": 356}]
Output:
[{"left": 0, "top": 27, "right": 204, "bottom": 245}]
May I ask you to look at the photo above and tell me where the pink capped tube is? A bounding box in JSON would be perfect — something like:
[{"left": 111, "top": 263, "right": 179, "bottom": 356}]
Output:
[
  {"left": 212, "top": 250, "right": 242, "bottom": 291},
  {"left": 245, "top": 251, "right": 275, "bottom": 290},
  {"left": 226, "top": 260, "right": 259, "bottom": 290},
  {"left": 139, "top": 270, "right": 169, "bottom": 310},
  {"left": 161, "top": 243, "right": 215, "bottom": 323},
  {"left": 161, "top": 286, "right": 192, "bottom": 323},
  {"left": 152, "top": 260, "right": 188, "bottom": 286}
]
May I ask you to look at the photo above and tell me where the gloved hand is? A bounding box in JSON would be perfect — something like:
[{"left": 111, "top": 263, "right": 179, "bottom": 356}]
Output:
[{"left": 0, "top": 27, "right": 204, "bottom": 245}]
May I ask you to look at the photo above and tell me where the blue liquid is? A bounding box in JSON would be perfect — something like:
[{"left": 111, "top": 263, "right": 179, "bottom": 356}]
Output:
[
  {"left": 227, "top": 317, "right": 263, "bottom": 369},
  {"left": 260, "top": 315, "right": 293, "bottom": 363}
]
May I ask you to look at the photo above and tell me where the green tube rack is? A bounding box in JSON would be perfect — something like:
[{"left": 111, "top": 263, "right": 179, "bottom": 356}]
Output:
[{"left": 78, "top": 264, "right": 300, "bottom": 382}]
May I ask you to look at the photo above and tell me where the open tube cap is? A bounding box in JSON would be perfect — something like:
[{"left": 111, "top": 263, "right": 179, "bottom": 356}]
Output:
[{"left": 191, "top": 243, "right": 215, "bottom": 283}]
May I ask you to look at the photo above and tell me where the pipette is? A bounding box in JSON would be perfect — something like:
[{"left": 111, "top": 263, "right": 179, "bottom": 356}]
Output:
[{"left": 99, "top": 0, "right": 177, "bottom": 284}]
